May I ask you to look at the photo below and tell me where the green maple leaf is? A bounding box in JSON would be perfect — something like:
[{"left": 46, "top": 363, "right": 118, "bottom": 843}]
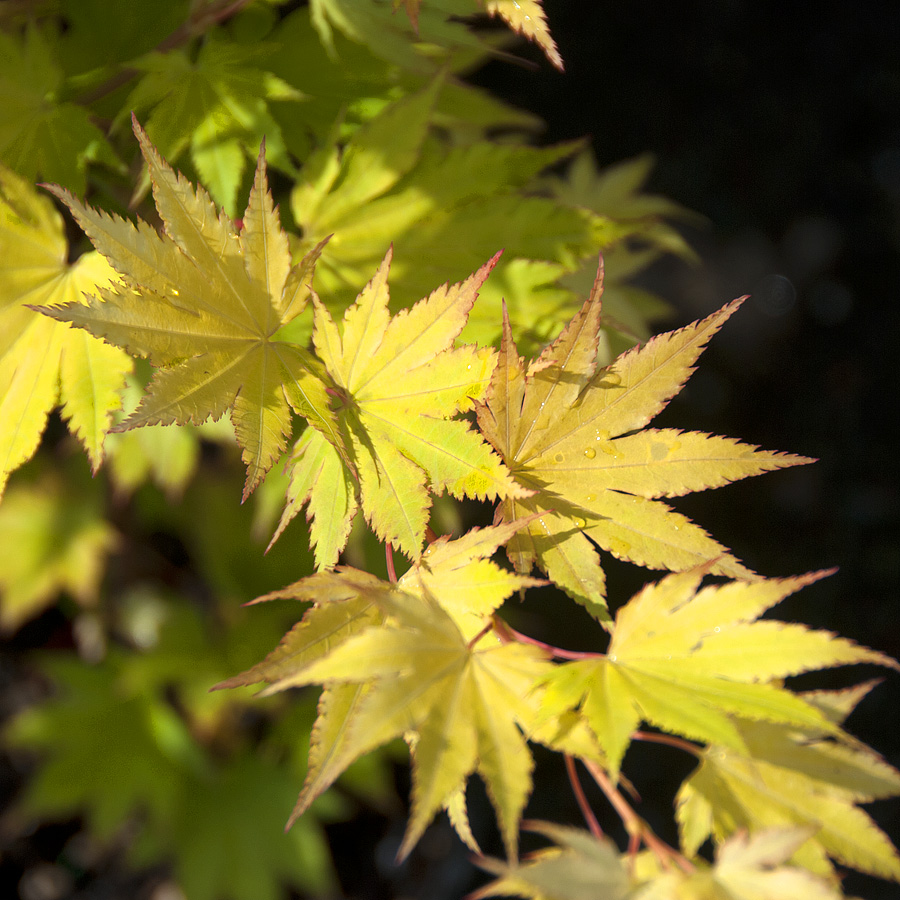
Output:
[
  {"left": 5, "top": 652, "right": 201, "bottom": 839},
  {"left": 272, "top": 249, "right": 527, "bottom": 564},
  {"left": 124, "top": 33, "right": 303, "bottom": 216},
  {"left": 287, "top": 83, "right": 617, "bottom": 349},
  {"left": 0, "top": 26, "right": 119, "bottom": 194},
  {"left": 309, "top": 0, "right": 488, "bottom": 69},
  {"left": 475, "top": 264, "right": 812, "bottom": 619},
  {"left": 6, "top": 625, "right": 339, "bottom": 900},
  {"left": 389, "top": 1, "right": 562, "bottom": 71},
  {"left": 472, "top": 820, "right": 630, "bottom": 900},
  {"left": 676, "top": 682, "right": 900, "bottom": 883},
  {"left": 539, "top": 569, "right": 898, "bottom": 778},
  {"left": 0, "top": 469, "right": 117, "bottom": 632},
  {"left": 0, "top": 164, "right": 132, "bottom": 499},
  {"left": 36, "top": 119, "right": 337, "bottom": 499}
]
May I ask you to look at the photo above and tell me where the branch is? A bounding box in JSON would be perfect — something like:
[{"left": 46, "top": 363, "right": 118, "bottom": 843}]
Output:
[
  {"left": 581, "top": 757, "right": 694, "bottom": 875},
  {"left": 75, "top": 0, "right": 255, "bottom": 107}
]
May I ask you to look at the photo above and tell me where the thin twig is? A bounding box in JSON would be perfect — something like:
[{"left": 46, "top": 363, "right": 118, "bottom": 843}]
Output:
[
  {"left": 632, "top": 730, "right": 702, "bottom": 757},
  {"left": 385, "top": 542, "right": 397, "bottom": 583},
  {"left": 564, "top": 755, "right": 604, "bottom": 840},
  {"left": 500, "top": 622, "right": 602, "bottom": 660},
  {"left": 581, "top": 757, "right": 694, "bottom": 875}
]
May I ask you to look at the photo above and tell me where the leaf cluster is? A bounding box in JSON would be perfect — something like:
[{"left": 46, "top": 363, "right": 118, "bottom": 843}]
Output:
[{"left": 0, "top": 3, "right": 897, "bottom": 900}]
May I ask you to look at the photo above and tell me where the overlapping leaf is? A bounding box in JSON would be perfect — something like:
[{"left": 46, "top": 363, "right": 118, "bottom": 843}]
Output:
[
  {"left": 391, "top": 0, "right": 562, "bottom": 70},
  {"left": 474, "top": 822, "right": 849, "bottom": 900},
  {"left": 36, "top": 120, "right": 337, "bottom": 499},
  {"left": 286, "top": 84, "right": 618, "bottom": 349},
  {"left": 0, "top": 164, "right": 132, "bottom": 499},
  {"left": 273, "top": 249, "right": 527, "bottom": 565},
  {"left": 676, "top": 682, "right": 900, "bottom": 883},
  {"left": 538, "top": 569, "right": 897, "bottom": 777},
  {"left": 0, "top": 26, "right": 119, "bottom": 194},
  {"left": 476, "top": 265, "right": 813, "bottom": 619},
  {"left": 397, "top": 519, "right": 545, "bottom": 638},
  {"left": 124, "top": 33, "right": 303, "bottom": 216},
  {"left": 219, "top": 527, "right": 553, "bottom": 858},
  {"left": 472, "top": 821, "right": 630, "bottom": 900}
]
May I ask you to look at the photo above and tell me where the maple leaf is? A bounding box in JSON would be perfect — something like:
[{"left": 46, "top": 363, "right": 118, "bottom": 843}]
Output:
[
  {"left": 36, "top": 119, "right": 337, "bottom": 499},
  {"left": 272, "top": 249, "right": 528, "bottom": 564},
  {"left": 285, "top": 587, "right": 551, "bottom": 860},
  {"left": 219, "top": 525, "right": 552, "bottom": 858},
  {"left": 124, "top": 33, "right": 303, "bottom": 216},
  {"left": 0, "top": 26, "right": 120, "bottom": 195},
  {"left": 476, "top": 262, "right": 813, "bottom": 619},
  {"left": 286, "top": 84, "right": 611, "bottom": 349},
  {"left": 538, "top": 569, "right": 898, "bottom": 778},
  {"left": 485, "top": 0, "right": 563, "bottom": 72},
  {"left": 0, "top": 470, "right": 118, "bottom": 632},
  {"left": 397, "top": 519, "right": 546, "bottom": 639},
  {"left": 308, "top": 0, "right": 490, "bottom": 70},
  {"left": 472, "top": 820, "right": 630, "bottom": 900},
  {"left": 676, "top": 682, "right": 900, "bottom": 883},
  {"left": 0, "top": 164, "right": 132, "bottom": 499}
]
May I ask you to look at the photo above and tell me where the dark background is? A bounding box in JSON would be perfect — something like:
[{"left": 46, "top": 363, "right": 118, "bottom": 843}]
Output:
[{"left": 469, "top": 1, "right": 900, "bottom": 897}]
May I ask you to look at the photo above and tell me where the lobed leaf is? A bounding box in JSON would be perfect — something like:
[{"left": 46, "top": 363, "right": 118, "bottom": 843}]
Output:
[
  {"left": 539, "top": 570, "right": 896, "bottom": 778},
  {"left": 36, "top": 121, "right": 337, "bottom": 499},
  {"left": 0, "top": 165, "right": 132, "bottom": 498},
  {"left": 476, "top": 263, "right": 813, "bottom": 618},
  {"left": 275, "top": 248, "right": 528, "bottom": 563}
]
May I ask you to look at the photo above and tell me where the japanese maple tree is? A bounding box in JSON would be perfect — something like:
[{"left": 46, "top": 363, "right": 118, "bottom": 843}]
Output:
[{"left": 0, "top": 3, "right": 896, "bottom": 900}]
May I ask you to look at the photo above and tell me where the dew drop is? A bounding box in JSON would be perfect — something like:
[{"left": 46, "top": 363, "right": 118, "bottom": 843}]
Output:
[
  {"left": 574, "top": 517, "right": 586, "bottom": 529},
  {"left": 585, "top": 494, "right": 595, "bottom": 503},
  {"left": 553, "top": 452, "right": 564, "bottom": 463},
  {"left": 584, "top": 447, "right": 596, "bottom": 459},
  {"left": 609, "top": 654, "right": 617, "bottom": 662},
  {"left": 714, "top": 626, "right": 721, "bottom": 633}
]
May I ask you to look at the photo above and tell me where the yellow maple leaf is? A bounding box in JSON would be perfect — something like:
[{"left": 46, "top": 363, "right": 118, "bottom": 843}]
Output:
[
  {"left": 37, "top": 119, "right": 337, "bottom": 499},
  {"left": 0, "top": 165, "right": 131, "bottom": 499},
  {"left": 476, "top": 262, "right": 812, "bottom": 620}
]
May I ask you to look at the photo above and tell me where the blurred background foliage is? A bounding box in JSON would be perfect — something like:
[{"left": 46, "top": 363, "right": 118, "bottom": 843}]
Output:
[{"left": 0, "top": 2, "right": 698, "bottom": 899}]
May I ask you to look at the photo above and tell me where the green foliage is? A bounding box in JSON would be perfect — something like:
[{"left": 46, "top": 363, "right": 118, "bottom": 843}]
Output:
[{"left": 0, "top": 3, "right": 897, "bottom": 900}]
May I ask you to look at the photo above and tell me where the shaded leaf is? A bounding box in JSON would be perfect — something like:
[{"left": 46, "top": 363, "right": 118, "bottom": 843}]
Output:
[
  {"left": 0, "top": 470, "right": 117, "bottom": 632},
  {"left": 676, "top": 687, "right": 900, "bottom": 882},
  {"left": 472, "top": 821, "right": 630, "bottom": 900}
]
